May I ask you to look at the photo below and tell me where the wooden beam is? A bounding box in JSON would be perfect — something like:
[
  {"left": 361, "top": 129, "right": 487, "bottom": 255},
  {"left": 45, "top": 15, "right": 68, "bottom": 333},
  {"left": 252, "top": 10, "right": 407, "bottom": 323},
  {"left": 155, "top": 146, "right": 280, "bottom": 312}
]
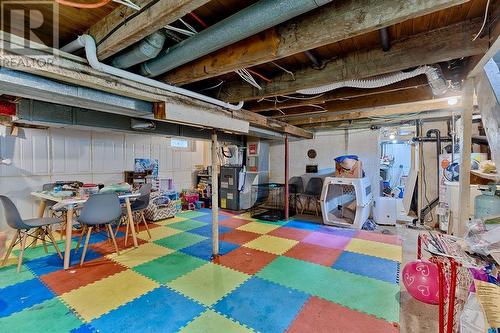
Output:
[
  {"left": 249, "top": 78, "right": 429, "bottom": 113},
  {"left": 301, "top": 109, "right": 456, "bottom": 129},
  {"left": 457, "top": 79, "right": 474, "bottom": 237},
  {"left": 89, "top": 0, "right": 211, "bottom": 60},
  {"left": 221, "top": 19, "right": 487, "bottom": 102},
  {"left": 162, "top": 0, "right": 469, "bottom": 85},
  {"left": 266, "top": 86, "right": 443, "bottom": 118},
  {"left": 287, "top": 97, "right": 460, "bottom": 125}
]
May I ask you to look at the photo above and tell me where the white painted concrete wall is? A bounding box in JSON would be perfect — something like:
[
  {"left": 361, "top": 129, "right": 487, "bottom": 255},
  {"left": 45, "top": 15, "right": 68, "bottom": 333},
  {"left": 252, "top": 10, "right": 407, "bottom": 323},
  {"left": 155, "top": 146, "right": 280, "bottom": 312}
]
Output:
[
  {"left": 269, "top": 129, "right": 381, "bottom": 196},
  {"left": 0, "top": 127, "right": 205, "bottom": 220}
]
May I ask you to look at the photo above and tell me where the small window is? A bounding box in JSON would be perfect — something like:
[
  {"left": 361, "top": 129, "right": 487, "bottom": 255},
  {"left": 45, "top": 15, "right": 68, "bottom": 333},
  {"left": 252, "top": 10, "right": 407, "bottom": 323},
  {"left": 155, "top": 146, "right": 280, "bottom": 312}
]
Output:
[{"left": 171, "top": 138, "right": 190, "bottom": 149}]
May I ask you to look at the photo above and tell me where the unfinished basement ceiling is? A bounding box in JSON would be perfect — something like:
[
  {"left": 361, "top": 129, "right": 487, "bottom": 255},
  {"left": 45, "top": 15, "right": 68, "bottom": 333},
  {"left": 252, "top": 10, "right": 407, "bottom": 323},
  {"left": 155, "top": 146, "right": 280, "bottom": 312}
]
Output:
[{"left": 3, "top": 0, "right": 498, "bottom": 132}]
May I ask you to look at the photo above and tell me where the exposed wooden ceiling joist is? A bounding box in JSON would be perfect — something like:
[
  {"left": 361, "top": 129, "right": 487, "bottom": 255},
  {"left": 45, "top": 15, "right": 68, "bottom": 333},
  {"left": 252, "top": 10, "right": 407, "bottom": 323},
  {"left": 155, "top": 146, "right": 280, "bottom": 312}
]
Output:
[
  {"left": 89, "top": 0, "right": 211, "bottom": 60},
  {"left": 220, "top": 18, "right": 488, "bottom": 103},
  {"left": 301, "top": 110, "right": 458, "bottom": 130},
  {"left": 266, "top": 86, "right": 456, "bottom": 118},
  {"left": 249, "top": 77, "right": 429, "bottom": 113},
  {"left": 161, "top": 0, "right": 470, "bottom": 85},
  {"left": 287, "top": 97, "right": 461, "bottom": 126},
  {"left": 0, "top": 32, "right": 312, "bottom": 139}
]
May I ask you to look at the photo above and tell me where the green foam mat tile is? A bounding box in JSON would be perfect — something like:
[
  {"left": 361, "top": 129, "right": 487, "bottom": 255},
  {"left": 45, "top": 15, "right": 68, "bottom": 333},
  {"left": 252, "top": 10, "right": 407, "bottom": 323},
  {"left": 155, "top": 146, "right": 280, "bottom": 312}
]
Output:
[
  {"left": 0, "top": 264, "right": 35, "bottom": 289},
  {"left": 177, "top": 211, "right": 209, "bottom": 219},
  {"left": 257, "top": 256, "right": 400, "bottom": 323},
  {"left": 14, "top": 240, "right": 77, "bottom": 261},
  {"left": 134, "top": 252, "right": 206, "bottom": 284},
  {"left": 0, "top": 297, "right": 82, "bottom": 332},
  {"left": 154, "top": 232, "right": 207, "bottom": 250},
  {"left": 169, "top": 220, "right": 208, "bottom": 231}
]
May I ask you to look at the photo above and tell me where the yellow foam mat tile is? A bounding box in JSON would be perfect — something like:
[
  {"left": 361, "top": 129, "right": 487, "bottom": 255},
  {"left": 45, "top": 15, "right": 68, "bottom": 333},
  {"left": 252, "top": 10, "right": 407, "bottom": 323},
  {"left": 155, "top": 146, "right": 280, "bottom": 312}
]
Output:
[
  {"left": 60, "top": 269, "right": 159, "bottom": 322},
  {"left": 179, "top": 310, "right": 253, "bottom": 333},
  {"left": 136, "top": 226, "right": 181, "bottom": 241},
  {"left": 346, "top": 238, "right": 402, "bottom": 262},
  {"left": 236, "top": 222, "right": 280, "bottom": 234},
  {"left": 107, "top": 242, "right": 173, "bottom": 268},
  {"left": 167, "top": 263, "right": 249, "bottom": 306},
  {"left": 155, "top": 216, "right": 189, "bottom": 226},
  {"left": 243, "top": 235, "right": 298, "bottom": 255},
  {"left": 233, "top": 212, "right": 255, "bottom": 220}
]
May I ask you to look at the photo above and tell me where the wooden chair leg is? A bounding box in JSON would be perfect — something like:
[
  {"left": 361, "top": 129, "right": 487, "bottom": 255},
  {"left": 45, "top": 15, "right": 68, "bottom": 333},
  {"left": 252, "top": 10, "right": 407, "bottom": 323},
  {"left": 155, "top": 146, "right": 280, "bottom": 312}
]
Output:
[
  {"left": 75, "top": 225, "right": 87, "bottom": 252},
  {"left": 31, "top": 228, "right": 40, "bottom": 248},
  {"left": 17, "top": 231, "right": 28, "bottom": 273},
  {"left": 39, "top": 227, "right": 48, "bottom": 253},
  {"left": 46, "top": 227, "right": 63, "bottom": 259},
  {"left": 2, "top": 230, "right": 19, "bottom": 266},
  {"left": 80, "top": 226, "right": 93, "bottom": 266},
  {"left": 124, "top": 218, "right": 130, "bottom": 246},
  {"left": 106, "top": 224, "right": 120, "bottom": 255},
  {"left": 141, "top": 212, "right": 151, "bottom": 239}
]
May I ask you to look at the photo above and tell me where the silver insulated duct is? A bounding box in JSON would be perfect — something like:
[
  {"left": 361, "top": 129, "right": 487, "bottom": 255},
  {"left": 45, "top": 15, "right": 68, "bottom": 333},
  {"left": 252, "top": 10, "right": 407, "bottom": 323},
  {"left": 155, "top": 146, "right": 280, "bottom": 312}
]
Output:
[
  {"left": 139, "top": 0, "right": 332, "bottom": 77},
  {"left": 111, "top": 31, "right": 166, "bottom": 69}
]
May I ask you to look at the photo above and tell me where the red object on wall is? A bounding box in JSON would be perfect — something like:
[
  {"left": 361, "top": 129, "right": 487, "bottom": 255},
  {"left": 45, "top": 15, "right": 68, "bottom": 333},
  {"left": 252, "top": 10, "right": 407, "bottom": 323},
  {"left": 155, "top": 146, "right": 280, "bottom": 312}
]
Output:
[{"left": 0, "top": 101, "right": 15, "bottom": 116}]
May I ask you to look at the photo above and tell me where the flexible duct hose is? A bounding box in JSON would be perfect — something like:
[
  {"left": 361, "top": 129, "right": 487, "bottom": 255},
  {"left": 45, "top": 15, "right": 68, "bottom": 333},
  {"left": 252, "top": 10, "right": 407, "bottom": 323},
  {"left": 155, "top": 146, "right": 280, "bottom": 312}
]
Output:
[{"left": 296, "top": 65, "right": 448, "bottom": 96}]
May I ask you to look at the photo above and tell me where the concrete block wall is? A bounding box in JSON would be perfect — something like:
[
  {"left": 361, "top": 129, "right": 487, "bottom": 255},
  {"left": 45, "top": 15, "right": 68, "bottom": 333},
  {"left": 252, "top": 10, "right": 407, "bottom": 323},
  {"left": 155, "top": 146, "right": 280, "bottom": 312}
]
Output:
[{"left": 0, "top": 127, "right": 205, "bottom": 221}]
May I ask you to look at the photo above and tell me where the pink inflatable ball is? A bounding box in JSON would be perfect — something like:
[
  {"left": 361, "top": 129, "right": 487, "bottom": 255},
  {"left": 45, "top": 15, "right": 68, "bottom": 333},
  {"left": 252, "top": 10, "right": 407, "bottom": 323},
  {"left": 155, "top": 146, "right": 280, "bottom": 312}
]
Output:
[{"left": 402, "top": 260, "right": 442, "bottom": 305}]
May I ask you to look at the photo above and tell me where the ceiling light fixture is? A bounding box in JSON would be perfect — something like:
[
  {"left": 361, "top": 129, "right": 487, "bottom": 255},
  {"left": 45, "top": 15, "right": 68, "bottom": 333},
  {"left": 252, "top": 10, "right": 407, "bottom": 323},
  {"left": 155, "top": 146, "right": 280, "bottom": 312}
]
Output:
[{"left": 447, "top": 97, "right": 459, "bottom": 106}]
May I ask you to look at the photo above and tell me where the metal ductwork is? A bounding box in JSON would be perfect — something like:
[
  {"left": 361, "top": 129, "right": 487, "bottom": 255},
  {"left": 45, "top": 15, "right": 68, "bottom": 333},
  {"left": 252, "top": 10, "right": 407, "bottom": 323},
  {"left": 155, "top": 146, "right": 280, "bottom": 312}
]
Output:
[
  {"left": 139, "top": 0, "right": 332, "bottom": 77},
  {"left": 110, "top": 31, "right": 166, "bottom": 69},
  {"left": 297, "top": 65, "right": 449, "bottom": 96}
]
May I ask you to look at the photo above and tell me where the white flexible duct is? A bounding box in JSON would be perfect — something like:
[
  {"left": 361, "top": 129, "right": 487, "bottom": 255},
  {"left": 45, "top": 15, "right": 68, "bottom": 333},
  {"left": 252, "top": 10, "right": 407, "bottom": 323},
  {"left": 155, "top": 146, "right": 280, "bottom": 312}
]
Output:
[
  {"left": 61, "top": 35, "right": 244, "bottom": 111},
  {"left": 296, "top": 65, "right": 448, "bottom": 96}
]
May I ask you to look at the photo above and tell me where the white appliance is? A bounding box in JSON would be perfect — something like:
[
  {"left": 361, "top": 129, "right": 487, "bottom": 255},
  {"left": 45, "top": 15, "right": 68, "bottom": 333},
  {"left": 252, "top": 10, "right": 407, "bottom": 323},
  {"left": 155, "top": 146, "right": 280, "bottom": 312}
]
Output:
[
  {"left": 320, "top": 176, "right": 373, "bottom": 229},
  {"left": 373, "top": 197, "right": 397, "bottom": 226}
]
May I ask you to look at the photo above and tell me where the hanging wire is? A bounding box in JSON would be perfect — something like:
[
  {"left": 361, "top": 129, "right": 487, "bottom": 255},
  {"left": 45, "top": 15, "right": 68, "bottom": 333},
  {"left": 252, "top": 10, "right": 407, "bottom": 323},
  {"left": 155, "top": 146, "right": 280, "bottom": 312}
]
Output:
[
  {"left": 197, "top": 80, "right": 225, "bottom": 92},
  {"left": 164, "top": 25, "right": 196, "bottom": 36},
  {"left": 472, "top": 0, "right": 491, "bottom": 41},
  {"left": 235, "top": 69, "right": 262, "bottom": 90},
  {"left": 179, "top": 18, "right": 198, "bottom": 34},
  {"left": 271, "top": 62, "right": 295, "bottom": 80},
  {"left": 55, "top": 0, "right": 113, "bottom": 9},
  {"left": 112, "top": 0, "right": 140, "bottom": 10}
]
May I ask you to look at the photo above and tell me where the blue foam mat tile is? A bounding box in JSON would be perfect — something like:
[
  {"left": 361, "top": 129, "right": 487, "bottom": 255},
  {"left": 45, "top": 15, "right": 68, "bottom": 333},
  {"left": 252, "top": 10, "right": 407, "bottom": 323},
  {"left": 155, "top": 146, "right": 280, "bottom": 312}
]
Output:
[
  {"left": 214, "top": 276, "right": 309, "bottom": 333},
  {"left": 180, "top": 239, "right": 239, "bottom": 261},
  {"left": 332, "top": 251, "right": 400, "bottom": 284},
  {"left": 0, "top": 278, "right": 54, "bottom": 318},
  {"left": 25, "top": 248, "right": 102, "bottom": 276},
  {"left": 285, "top": 220, "right": 321, "bottom": 231},
  {"left": 192, "top": 213, "right": 231, "bottom": 223},
  {"left": 189, "top": 224, "right": 232, "bottom": 238},
  {"left": 90, "top": 286, "right": 204, "bottom": 333}
]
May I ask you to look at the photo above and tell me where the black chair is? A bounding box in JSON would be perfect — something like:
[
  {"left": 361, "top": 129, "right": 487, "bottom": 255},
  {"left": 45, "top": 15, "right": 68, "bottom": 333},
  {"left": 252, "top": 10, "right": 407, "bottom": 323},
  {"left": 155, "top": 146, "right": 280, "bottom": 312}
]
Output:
[
  {"left": 76, "top": 193, "right": 122, "bottom": 266},
  {"left": 300, "top": 177, "right": 324, "bottom": 216},
  {"left": 126, "top": 183, "right": 152, "bottom": 242},
  {"left": 289, "top": 177, "right": 304, "bottom": 214}
]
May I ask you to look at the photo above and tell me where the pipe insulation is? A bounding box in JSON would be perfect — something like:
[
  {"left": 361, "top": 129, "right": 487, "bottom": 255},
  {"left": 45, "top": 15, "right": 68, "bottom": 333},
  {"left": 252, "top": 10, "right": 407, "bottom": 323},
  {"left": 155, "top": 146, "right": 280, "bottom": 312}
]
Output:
[
  {"left": 296, "top": 65, "right": 448, "bottom": 96},
  {"left": 61, "top": 35, "right": 244, "bottom": 111},
  {"left": 110, "top": 31, "right": 166, "bottom": 69},
  {"left": 139, "top": 0, "right": 332, "bottom": 77}
]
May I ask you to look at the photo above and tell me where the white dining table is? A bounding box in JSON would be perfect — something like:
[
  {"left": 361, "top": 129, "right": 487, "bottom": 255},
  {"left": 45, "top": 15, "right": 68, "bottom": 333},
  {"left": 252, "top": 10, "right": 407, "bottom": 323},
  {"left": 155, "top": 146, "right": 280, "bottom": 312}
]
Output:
[{"left": 31, "top": 191, "right": 141, "bottom": 269}]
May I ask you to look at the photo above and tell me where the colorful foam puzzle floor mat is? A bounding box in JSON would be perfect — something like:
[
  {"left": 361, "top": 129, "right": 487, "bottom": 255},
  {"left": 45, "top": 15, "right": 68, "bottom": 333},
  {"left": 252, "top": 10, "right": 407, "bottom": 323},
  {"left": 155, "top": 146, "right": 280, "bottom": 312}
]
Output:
[{"left": 0, "top": 209, "right": 402, "bottom": 332}]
